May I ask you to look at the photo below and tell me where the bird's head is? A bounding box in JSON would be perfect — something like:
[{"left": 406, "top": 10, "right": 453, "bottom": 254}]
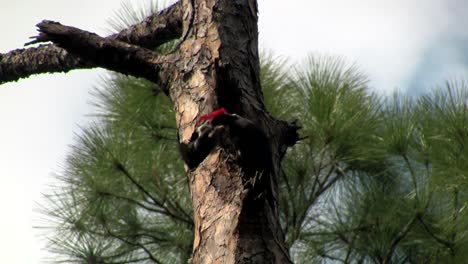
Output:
[{"left": 196, "top": 108, "right": 229, "bottom": 126}]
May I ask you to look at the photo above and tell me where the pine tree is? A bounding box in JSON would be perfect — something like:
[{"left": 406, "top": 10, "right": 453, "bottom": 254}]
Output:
[{"left": 1, "top": 1, "right": 467, "bottom": 263}]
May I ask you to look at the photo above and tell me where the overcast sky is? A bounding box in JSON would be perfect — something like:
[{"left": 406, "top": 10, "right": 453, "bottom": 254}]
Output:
[{"left": 0, "top": 0, "right": 467, "bottom": 263}]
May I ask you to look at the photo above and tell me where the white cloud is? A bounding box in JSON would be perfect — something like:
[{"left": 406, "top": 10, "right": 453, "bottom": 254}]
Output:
[{"left": 258, "top": 0, "right": 464, "bottom": 94}]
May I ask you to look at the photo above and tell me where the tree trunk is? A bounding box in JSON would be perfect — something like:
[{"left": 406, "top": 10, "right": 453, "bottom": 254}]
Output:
[
  {"left": 166, "top": 1, "right": 297, "bottom": 262},
  {"left": 0, "top": 0, "right": 298, "bottom": 262}
]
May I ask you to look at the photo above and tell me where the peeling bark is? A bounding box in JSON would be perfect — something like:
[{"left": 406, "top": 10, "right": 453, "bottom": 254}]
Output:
[
  {"left": 0, "top": 0, "right": 299, "bottom": 263},
  {"left": 168, "top": 0, "right": 297, "bottom": 262}
]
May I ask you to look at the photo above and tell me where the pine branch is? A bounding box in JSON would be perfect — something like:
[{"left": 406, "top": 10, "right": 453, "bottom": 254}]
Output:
[
  {"left": 322, "top": 165, "right": 346, "bottom": 191},
  {"left": 98, "top": 191, "right": 176, "bottom": 218},
  {"left": 72, "top": 225, "right": 163, "bottom": 263},
  {"left": 112, "top": 160, "right": 193, "bottom": 226},
  {"left": 402, "top": 154, "right": 419, "bottom": 205},
  {"left": 163, "top": 197, "right": 193, "bottom": 226},
  {"left": 384, "top": 214, "right": 419, "bottom": 263},
  {"left": 303, "top": 225, "right": 373, "bottom": 239},
  {"left": 103, "top": 221, "right": 164, "bottom": 264},
  {"left": 100, "top": 246, "right": 152, "bottom": 264},
  {"left": 103, "top": 257, "right": 152, "bottom": 264},
  {"left": 417, "top": 215, "right": 455, "bottom": 255},
  {"left": 451, "top": 188, "right": 459, "bottom": 244}
]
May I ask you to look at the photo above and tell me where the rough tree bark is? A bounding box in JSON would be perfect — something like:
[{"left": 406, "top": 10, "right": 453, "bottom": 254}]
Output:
[{"left": 0, "top": 0, "right": 299, "bottom": 263}]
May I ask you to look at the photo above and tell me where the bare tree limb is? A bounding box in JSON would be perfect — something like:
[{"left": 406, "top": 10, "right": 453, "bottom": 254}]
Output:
[
  {"left": 109, "top": 0, "right": 184, "bottom": 49},
  {"left": 0, "top": 44, "right": 91, "bottom": 84},
  {"left": 27, "top": 20, "right": 165, "bottom": 81},
  {"left": 0, "top": 1, "right": 183, "bottom": 85}
]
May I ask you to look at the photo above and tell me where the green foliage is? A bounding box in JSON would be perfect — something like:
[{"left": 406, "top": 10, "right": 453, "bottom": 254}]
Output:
[
  {"left": 39, "top": 73, "right": 193, "bottom": 263},
  {"left": 292, "top": 55, "right": 383, "bottom": 169},
  {"left": 261, "top": 51, "right": 301, "bottom": 119},
  {"left": 267, "top": 54, "right": 468, "bottom": 263},
  {"left": 260, "top": 53, "right": 468, "bottom": 263},
  {"left": 416, "top": 81, "right": 468, "bottom": 190}
]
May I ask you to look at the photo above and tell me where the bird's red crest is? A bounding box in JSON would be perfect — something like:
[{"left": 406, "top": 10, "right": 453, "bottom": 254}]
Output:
[{"left": 196, "top": 108, "right": 227, "bottom": 125}]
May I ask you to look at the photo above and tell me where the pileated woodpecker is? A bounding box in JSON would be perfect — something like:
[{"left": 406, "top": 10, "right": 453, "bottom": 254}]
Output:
[{"left": 179, "top": 108, "right": 271, "bottom": 173}]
